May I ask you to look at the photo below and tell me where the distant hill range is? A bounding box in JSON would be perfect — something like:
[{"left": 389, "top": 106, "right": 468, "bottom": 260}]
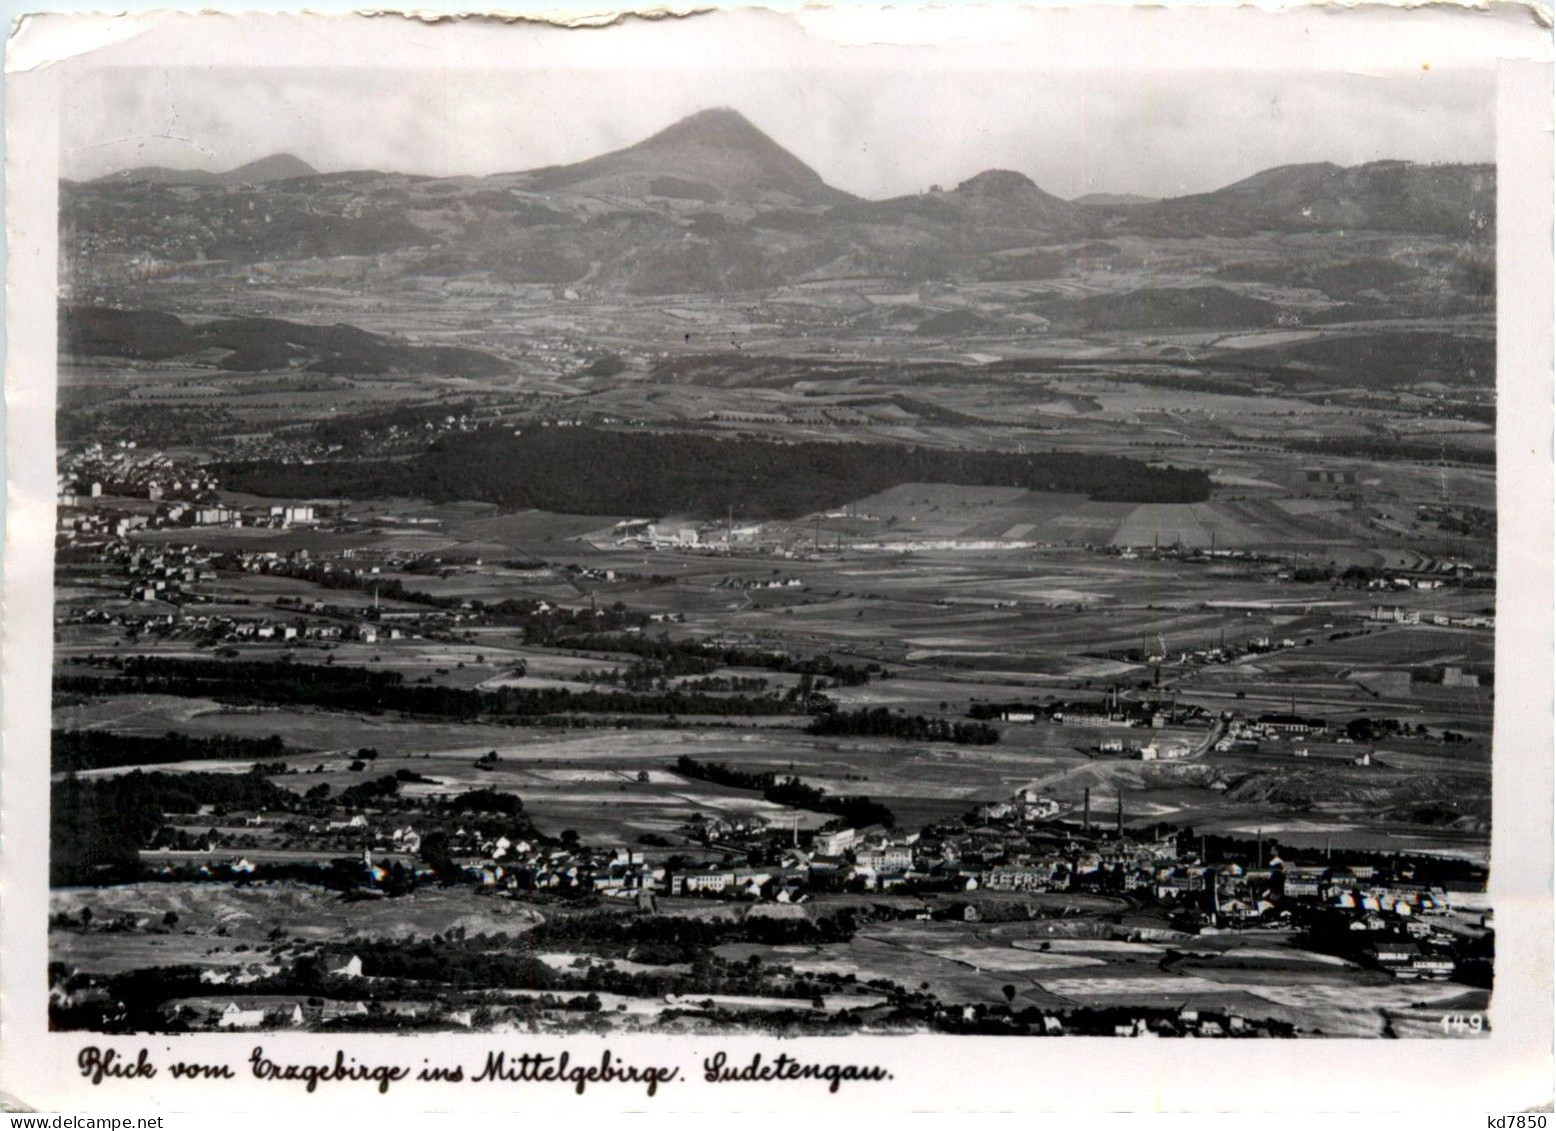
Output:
[
  {"left": 91, "top": 153, "right": 319, "bottom": 187},
  {"left": 64, "top": 108, "right": 1494, "bottom": 296},
  {"left": 1072, "top": 192, "right": 1156, "bottom": 207},
  {"left": 1109, "top": 160, "right": 1495, "bottom": 238}
]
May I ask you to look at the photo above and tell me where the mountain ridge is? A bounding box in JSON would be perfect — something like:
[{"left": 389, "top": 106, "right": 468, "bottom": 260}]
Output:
[
  {"left": 64, "top": 111, "right": 1496, "bottom": 295},
  {"left": 81, "top": 113, "right": 1493, "bottom": 213},
  {"left": 91, "top": 153, "right": 318, "bottom": 187}
]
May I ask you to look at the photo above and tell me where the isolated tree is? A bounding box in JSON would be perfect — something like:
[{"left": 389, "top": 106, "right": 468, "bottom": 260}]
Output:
[{"left": 419, "top": 831, "right": 456, "bottom": 880}]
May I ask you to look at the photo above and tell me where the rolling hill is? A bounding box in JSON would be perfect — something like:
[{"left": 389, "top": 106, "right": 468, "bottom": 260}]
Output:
[
  {"left": 89, "top": 153, "right": 319, "bottom": 187},
  {"left": 217, "top": 154, "right": 319, "bottom": 185},
  {"left": 835, "top": 169, "right": 1080, "bottom": 233},
  {"left": 1112, "top": 160, "right": 1495, "bottom": 237},
  {"left": 59, "top": 305, "right": 507, "bottom": 377}
]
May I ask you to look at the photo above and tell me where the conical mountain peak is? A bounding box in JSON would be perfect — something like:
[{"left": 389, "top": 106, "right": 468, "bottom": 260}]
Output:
[
  {"left": 636, "top": 108, "right": 777, "bottom": 152},
  {"left": 955, "top": 169, "right": 1043, "bottom": 197},
  {"left": 521, "top": 108, "right": 852, "bottom": 205}
]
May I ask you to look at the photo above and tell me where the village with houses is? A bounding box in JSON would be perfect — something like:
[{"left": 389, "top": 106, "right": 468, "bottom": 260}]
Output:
[{"left": 48, "top": 758, "right": 1492, "bottom": 1037}]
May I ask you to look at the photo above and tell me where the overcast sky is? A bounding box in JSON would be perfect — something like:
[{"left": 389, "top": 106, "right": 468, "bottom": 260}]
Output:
[{"left": 61, "top": 63, "right": 1495, "bottom": 200}]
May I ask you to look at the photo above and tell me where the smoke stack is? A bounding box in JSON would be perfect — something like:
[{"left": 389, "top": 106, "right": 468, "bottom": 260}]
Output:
[
  {"left": 1116, "top": 791, "right": 1124, "bottom": 837},
  {"left": 1082, "top": 788, "right": 1091, "bottom": 833}
]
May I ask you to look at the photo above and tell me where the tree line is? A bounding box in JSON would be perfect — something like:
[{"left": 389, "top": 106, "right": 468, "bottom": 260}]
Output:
[
  {"left": 52, "top": 729, "right": 289, "bottom": 773},
  {"left": 1285, "top": 435, "right": 1494, "bottom": 467},
  {"left": 234, "top": 559, "right": 651, "bottom": 639},
  {"left": 215, "top": 426, "right": 1214, "bottom": 520},
  {"left": 57, "top": 656, "right": 804, "bottom": 721},
  {"left": 560, "top": 632, "right": 881, "bottom": 685},
  {"left": 52, "top": 769, "right": 296, "bottom": 885},
  {"left": 807, "top": 707, "right": 1000, "bottom": 745},
  {"left": 527, "top": 907, "right": 859, "bottom": 964}
]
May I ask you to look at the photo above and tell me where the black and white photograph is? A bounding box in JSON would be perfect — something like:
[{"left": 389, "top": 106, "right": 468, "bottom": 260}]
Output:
[{"left": 3, "top": 3, "right": 1552, "bottom": 1114}]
